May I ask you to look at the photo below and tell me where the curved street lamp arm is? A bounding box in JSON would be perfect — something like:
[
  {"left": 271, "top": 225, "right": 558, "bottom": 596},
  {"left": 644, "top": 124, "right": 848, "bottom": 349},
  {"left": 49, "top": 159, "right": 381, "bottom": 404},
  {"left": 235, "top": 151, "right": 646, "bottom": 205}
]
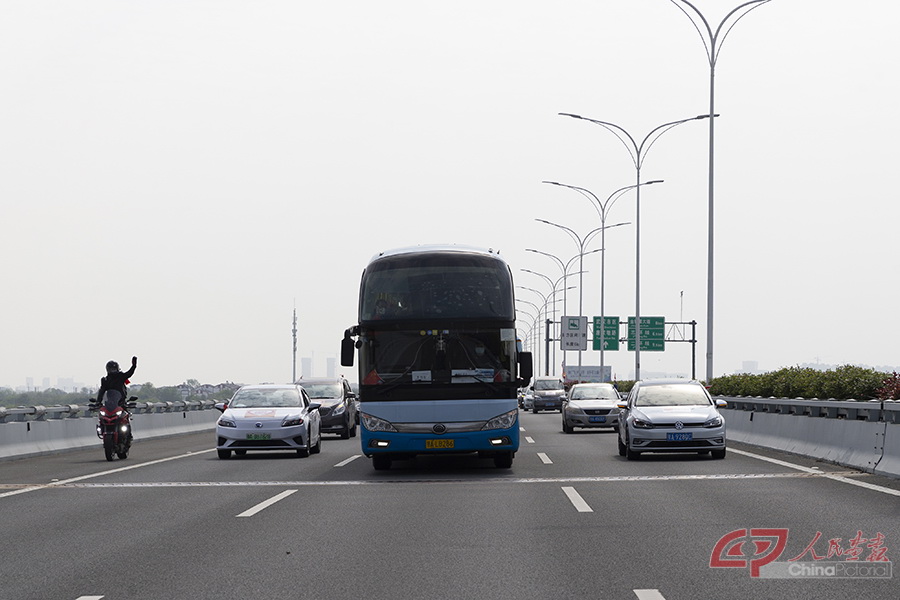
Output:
[
  {"left": 670, "top": 0, "right": 772, "bottom": 67},
  {"left": 535, "top": 218, "right": 583, "bottom": 250},
  {"left": 559, "top": 113, "right": 639, "bottom": 167}
]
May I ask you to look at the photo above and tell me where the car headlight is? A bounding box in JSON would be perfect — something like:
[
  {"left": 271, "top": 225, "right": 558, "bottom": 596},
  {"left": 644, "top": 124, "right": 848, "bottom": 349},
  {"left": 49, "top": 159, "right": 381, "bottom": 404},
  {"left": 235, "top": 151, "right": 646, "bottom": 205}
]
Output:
[
  {"left": 332, "top": 402, "right": 346, "bottom": 416},
  {"left": 566, "top": 406, "right": 585, "bottom": 416},
  {"left": 282, "top": 415, "right": 304, "bottom": 427},
  {"left": 482, "top": 409, "right": 518, "bottom": 431},
  {"left": 703, "top": 415, "right": 723, "bottom": 428},
  {"left": 218, "top": 418, "right": 236, "bottom": 428},
  {"left": 361, "top": 413, "right": 397, "bottom": 433},
  {"left": 632, "top": 418, "right": 653, "bottom": 429}
]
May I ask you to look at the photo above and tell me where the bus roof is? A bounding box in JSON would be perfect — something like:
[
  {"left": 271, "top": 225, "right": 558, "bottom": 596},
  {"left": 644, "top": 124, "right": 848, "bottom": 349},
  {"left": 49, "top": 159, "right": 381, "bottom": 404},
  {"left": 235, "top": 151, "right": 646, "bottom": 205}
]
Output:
[{"left": 368, "top": 244, "right": 505, "bottom": 265}]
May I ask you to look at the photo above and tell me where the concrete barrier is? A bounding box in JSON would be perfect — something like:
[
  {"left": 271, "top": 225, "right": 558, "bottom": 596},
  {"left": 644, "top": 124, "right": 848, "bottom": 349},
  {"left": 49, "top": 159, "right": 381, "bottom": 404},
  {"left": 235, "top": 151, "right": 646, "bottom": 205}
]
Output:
[
  {"left": 0, "top": 402, "right": 220, "bottom": 460},
  {"left": 720, "top": 397, "right": 899, "bottom": 478}
]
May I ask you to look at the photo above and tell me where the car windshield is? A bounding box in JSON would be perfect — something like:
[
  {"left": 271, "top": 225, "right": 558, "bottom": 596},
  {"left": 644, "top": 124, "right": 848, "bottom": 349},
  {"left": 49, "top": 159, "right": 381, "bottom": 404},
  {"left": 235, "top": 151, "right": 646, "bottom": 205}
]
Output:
[
  {"left": 302, "top": 383, "right": 342, "bottom": 399},
  {"left": 634, "top": 384, "right": 711, "bottom": 407},
  {"left": 230, "top": 388, "right": 303, "bottom": 408},
  {"left": 535, "top": 380, "right": 563, "bottom": 391},
  {"left": 571, "top": 386, "right": 618, "bottom": 400}
]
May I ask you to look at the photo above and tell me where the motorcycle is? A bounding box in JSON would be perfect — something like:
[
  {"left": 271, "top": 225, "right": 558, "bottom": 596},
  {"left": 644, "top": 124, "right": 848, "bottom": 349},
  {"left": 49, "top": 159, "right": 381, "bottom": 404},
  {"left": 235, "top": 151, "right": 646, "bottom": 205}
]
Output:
[{"left": 89, "top": 395, "right": 137, "bottom": 461}]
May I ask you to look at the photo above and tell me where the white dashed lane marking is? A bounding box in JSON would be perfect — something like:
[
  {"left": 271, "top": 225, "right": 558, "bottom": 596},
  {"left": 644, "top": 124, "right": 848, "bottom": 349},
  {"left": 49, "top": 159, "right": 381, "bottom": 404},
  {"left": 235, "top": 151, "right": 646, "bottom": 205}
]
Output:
[
  {"left": 236, "top": 489, "right": 297, "bottom": 517},
  {"left": 561, "top": 486, "right": 592, "bottom": 512}
]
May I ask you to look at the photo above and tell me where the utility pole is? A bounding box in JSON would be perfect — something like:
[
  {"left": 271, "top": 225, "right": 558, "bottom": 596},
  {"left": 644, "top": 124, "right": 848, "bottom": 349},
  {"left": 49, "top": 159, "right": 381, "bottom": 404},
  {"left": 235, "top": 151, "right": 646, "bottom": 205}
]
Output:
[{"left": 292, "top": 303, "right": 298, "bottom": 383}]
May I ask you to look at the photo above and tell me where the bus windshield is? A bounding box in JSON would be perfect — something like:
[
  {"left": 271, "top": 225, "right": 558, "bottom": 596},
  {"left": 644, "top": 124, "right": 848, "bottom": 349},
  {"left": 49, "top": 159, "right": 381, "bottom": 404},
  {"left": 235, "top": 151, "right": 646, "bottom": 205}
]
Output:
[{"left": 360, "top": 252, "right": 514, "bottom": 322}]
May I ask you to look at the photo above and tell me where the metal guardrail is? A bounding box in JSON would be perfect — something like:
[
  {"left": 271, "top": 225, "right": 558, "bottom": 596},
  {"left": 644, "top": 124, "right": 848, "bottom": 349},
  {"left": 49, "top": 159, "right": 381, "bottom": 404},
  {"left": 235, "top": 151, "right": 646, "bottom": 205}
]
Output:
[
  {"left": 0, "top": 400, "right": 218, "bottom": 423},
  {"left": 715, "top": 396, "right": 900, "bottom": 424}
]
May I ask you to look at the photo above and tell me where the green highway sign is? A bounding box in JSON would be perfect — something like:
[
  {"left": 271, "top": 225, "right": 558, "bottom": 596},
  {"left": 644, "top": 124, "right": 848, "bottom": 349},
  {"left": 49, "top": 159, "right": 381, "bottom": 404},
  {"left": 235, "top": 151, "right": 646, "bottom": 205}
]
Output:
[
  {"left": 627, "top": 316, "right": 665, "bottom": 351},
  {"left": 592, "top": 316, "right": 620, "bottom": 351}
]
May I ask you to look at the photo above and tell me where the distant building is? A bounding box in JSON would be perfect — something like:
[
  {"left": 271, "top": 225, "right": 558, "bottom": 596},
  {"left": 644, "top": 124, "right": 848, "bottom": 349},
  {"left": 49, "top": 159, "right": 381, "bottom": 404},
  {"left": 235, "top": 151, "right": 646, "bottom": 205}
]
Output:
[
  {"left": 326, "top": 357, "right": 336, "bottom": 378},
  {"left": 301, "top": 357, "right": 312, "bottom": 378}
]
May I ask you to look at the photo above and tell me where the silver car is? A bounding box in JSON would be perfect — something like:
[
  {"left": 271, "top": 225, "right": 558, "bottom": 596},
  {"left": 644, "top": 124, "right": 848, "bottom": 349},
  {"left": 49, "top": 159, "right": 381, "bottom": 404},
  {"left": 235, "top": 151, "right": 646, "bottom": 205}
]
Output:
[
  {"left": 562, "top": 383, "right": 621, "bottom": 433},
  {"left": 215, "top": 384, "right": 322, "bottom": 459},
  {"left": 617, "top": 379, "right": 726, "bottom": 460}
]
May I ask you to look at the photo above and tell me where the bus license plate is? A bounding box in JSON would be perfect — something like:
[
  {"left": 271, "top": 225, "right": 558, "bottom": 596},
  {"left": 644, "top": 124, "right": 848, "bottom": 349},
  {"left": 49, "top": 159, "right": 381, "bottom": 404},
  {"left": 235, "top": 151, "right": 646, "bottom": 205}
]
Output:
[
  {"left": 667, "top": 432, "right": 692, "bottom": 441},
  {"left": 246, "top": 433, "right": 271, "bottom": 441},
  {"left": 425, "top": 439, "right": 454, "bottom": 449}
]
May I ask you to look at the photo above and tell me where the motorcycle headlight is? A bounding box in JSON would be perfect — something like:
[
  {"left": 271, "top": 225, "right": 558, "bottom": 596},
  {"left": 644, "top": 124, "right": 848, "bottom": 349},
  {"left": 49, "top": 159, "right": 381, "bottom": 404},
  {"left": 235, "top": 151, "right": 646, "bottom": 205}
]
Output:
[
  {"left": 482, "top": 409, "right": 518, "bottom": 431},
  {"left": 703, "top": 415, "right": 723, "bottom": 428},
  {"left": 361, "top": 413, "right": 397, "bottom": 433},
  {"left": 282, "top": 415, "right": 304, "bottom": 427},
  {"left": 218, "top": 418, "right": 236, "bottom": 428},
  {"left": 632, "top": 417, "right": 653, "bottom": 429}
]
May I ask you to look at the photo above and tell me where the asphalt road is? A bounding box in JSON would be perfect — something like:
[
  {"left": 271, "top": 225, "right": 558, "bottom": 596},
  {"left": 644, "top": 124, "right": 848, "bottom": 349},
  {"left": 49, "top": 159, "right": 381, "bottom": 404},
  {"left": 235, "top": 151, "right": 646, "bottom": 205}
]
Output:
[{"left": 1, "top": 411, "right": 897, "bottom": 600}]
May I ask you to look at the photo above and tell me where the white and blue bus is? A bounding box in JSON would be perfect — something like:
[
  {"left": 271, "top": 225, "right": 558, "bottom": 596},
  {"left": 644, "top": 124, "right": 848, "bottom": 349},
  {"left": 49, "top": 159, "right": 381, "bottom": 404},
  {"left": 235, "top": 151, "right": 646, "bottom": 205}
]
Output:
[{"left": 341, "top": 245, "right": 533, "bottom": 470}]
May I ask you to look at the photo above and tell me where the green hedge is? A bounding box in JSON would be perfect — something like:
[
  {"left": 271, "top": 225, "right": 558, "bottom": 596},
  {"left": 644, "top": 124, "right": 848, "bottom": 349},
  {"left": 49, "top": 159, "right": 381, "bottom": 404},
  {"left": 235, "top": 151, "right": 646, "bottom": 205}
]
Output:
[{"left": 708, "top": 365, "right": 895, "bottom": 400}]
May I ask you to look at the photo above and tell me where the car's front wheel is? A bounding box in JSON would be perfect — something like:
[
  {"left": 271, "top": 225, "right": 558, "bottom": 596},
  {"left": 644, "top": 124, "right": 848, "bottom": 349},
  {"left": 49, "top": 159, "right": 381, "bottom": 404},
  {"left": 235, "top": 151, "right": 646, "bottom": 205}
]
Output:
[
  {"left": 562, "top": 419, "right": 573, "bottom": 434},
  {"left": 217, "top": 449, "right": 231, "bottom": 460},
  {"left": 617, "top": 436, "right": 627, "bottom": 457},
  {"left": 711, "top": 448, "right": 726, "bottom": 460}
]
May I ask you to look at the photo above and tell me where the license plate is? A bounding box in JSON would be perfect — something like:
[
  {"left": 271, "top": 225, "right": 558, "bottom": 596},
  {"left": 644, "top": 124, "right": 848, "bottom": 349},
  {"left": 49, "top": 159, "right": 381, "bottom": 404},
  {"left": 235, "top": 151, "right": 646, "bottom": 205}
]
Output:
[
  {"left": 425, "top": 439, "right": 454, "bottom": 449},
  {"left": 667, "top": 432, "right": 692, "bottom": 441},
  {"left": 589, "top": 416, "right": 607, "bottom": 423},
  {"left": 246, "top": 433, "right": 271, "bottom": 441}
]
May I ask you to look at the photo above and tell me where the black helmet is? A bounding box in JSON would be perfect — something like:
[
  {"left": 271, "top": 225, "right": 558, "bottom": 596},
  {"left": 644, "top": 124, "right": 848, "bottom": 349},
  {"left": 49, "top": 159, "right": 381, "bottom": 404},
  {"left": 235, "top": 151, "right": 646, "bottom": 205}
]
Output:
[{"left": 106, "top": 360, "right": 120, "bottom": 373}]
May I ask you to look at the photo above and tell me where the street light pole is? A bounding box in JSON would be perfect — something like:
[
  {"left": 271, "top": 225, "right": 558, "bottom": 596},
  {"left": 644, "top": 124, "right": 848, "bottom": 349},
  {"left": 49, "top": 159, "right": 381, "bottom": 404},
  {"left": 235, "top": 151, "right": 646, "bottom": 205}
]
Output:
[
  {"left": 525, "top": 247, "right": 602, "bottom": 377},
  {"left": 669, "top": 0, "right": 772, "bottom": 383},
  {"left": 559, "top": 112, "right": 712, "bottom": 380},
  {"left": 543, "top": 180, "right": 662, "bottom": 378}
]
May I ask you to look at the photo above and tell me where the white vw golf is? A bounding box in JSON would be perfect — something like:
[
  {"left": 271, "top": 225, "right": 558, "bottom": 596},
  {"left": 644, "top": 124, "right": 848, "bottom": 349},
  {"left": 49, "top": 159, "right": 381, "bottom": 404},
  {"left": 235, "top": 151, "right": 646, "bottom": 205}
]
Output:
[{"left": 617, "top": 379, "right": 727, "bottom": 460}]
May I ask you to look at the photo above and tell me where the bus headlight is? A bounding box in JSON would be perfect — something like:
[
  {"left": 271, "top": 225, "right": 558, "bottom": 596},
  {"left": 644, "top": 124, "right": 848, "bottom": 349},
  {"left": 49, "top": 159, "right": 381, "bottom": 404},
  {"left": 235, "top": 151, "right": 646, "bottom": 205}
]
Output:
[
  {"left": 361, "top": 413, "right": 397, "bottom": 433},
  {"left": 482, "top": 409, "right": 518, "bottom": 431}
]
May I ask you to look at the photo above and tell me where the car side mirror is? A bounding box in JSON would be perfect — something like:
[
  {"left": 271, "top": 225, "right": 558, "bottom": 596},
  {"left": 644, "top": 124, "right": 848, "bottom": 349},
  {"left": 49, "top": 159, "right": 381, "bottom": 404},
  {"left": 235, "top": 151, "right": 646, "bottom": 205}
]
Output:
[
  {"left": 308, "top": 402, "right": 321, "bottom": 412},
  {"left": 716, "top": 399, "right": 727, "bottom": 408},
  {"left": 616, "top": 402, "right": 628, "bottom": 410},
  {"left": 214, "top": 402, "right": 228, "bottom": 413}
]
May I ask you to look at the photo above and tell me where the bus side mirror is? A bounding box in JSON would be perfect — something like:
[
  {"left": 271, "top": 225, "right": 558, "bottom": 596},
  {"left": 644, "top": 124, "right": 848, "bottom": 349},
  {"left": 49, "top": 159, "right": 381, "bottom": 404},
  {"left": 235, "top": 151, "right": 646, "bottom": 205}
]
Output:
[
  {"left": 517, "top": 352, "right": 533, "bottom": 387},
  {"left": 341, "top": 332, "right": 355, "bottom": 367}
]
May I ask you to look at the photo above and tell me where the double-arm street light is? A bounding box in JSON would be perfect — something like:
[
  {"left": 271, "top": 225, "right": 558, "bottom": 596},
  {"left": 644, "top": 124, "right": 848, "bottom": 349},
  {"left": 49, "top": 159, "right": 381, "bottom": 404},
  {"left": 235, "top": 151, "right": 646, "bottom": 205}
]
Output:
[
  {"left": 526, "top": 247, "right": 602, "bottom": 376},
  {"left": 559, "top": 112, "right": 713, "bottom": 380},
  {"left": 522, "top": 267, "right": 586, "bottom": 377},
  {"left": 669, "top": 0, "right": 772, "bottom": 382},
  {"left": 536, "top": 218, "right": 628, "bottom": 368},
  {"left": 517, "top": 284, "right": 575, "bottom": 376},
  {"left": 542, "top": 181, "right": 665, "bottom": 376}
]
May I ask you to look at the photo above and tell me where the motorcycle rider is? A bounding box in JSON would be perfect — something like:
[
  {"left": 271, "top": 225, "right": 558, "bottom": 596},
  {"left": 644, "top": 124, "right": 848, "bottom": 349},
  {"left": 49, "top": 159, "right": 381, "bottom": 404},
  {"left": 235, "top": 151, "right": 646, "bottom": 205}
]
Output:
[{"left": 97, "top": 356, "right": 138, "bottom": 410}]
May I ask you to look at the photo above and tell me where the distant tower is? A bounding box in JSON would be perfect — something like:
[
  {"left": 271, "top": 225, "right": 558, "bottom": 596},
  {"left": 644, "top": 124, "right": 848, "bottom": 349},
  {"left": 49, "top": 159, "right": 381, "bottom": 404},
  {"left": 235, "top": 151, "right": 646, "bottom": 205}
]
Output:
[{"left": 292, "top": 304, "right": 298, "bottom": 382}]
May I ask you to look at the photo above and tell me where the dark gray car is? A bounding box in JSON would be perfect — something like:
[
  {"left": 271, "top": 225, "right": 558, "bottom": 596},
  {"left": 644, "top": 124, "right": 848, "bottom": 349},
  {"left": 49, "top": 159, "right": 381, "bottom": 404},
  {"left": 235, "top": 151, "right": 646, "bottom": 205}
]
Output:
[{"left": 296, "top": 377, "right": 358, "bottom": 439}]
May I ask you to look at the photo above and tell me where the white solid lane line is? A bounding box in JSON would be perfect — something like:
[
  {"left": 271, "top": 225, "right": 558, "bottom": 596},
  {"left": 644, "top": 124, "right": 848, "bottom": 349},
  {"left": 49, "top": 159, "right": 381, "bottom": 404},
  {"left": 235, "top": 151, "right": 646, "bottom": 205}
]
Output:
[
  {"left": 538, "top": 453, "right": 553, "bottom": 465},
  {"left": 731, "top": 448, "right": 900, "bottom": 497},
  {"left": 561, "top": 486, "right": 592, "bottom": 513},
  {"left": 334, "top": 455, "right": 361, "bottom": 467},
  {"left": 0, "top": 449, "right": 216, "bottom": 500},
  {"left": 75, "top": 596, "right": 104, "bottom": 600},
  {"left": 634, "top": 590, "right": 666, "bottom": 600},
  {"left": 236, "top": 489, "right": 297, "bottom": 517}
]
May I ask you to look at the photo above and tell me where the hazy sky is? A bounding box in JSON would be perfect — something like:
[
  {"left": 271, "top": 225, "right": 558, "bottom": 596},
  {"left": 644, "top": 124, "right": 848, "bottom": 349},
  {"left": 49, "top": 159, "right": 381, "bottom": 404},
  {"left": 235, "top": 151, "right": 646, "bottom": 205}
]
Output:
[{"left": 2, "top": 1, "right": 897, "bottom": 389}]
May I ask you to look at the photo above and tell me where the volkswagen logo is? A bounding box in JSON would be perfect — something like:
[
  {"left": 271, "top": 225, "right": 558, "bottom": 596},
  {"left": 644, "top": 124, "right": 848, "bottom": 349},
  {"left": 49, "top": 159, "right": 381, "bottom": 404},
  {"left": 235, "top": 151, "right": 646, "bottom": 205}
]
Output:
[
  {"left": 255, "top": 422, "right": 264, "bottom": 428},
  {"left": 675, "top": 421, "right": 684, "bottom": 430},
  {"left": 432, "top": 423, "right": 447, "bottom": 434}
]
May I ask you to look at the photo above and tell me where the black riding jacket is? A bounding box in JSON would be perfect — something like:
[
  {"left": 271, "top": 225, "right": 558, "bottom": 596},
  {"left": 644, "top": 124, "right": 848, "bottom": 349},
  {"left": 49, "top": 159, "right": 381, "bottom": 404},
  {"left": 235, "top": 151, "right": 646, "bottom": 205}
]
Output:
[{"left": 97, "top": 364, "right": 136, "bottom": 406}]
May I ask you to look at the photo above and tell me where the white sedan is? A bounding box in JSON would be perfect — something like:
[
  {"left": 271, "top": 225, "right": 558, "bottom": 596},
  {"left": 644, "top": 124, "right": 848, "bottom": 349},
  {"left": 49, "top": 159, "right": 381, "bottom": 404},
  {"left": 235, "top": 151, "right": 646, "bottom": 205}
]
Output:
[
  {"left": 215, "top": 384, "right": 322, "bottom": 459},
  {"left": 562, "top": 383, "right": 621, "bottom": 433},
  {"left": 617, "top": 379, "right": 727, "bottom": 460}
]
